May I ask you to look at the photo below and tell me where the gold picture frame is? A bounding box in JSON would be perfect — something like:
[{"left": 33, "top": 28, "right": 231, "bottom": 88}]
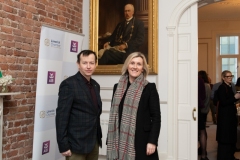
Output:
[{"left": 89, "top": 0, "right": 158, "bottom": 74}]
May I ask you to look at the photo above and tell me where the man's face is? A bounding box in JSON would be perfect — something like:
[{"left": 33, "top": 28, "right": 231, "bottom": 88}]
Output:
[
  {"left": 77, "top": 54, "right": 96, "bottom": 80},
  {"left": 124, "top": 5, "right": 134, "bottom": 19}
]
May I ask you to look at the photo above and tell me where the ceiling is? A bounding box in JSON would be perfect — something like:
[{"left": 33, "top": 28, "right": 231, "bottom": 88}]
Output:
[{"left": 198, "top": 0, "right": 240, "bottom": 21}]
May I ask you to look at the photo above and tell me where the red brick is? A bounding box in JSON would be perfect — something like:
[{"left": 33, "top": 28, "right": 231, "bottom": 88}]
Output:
[
  {"left": 3, "top": 18, "right": 11, "bottom": 26},
  {"left": 22, "top": 30, "right": 32, "bottom": 38},
  {"left": 22, "top": 44, "right": 32, "bottom": 51},
  {"left": 23, "top": 25, "right": 32, "bottom": 32},
  {"left": 14, "top": 50, "right": 27, "bottom": 57},
  {"left": 28, "top": 0, "right": 36, "bottom": 6},
  {"left": 12, "top": 93, "right": 24, "bottom": 100},
  {"left": 27, "top": 125, "right": 34, "bottom": 132},
  {"left": 20, "top": 0, "right": 28, "bottom": 4},
  {"left": 6, "top": 57, "right": 17, "bottom": 63},
  {"left": 23, "top": 18, "right": 34, "bottom": 25},
  {"left": 19, "top": 10, "right": 27, "bottom": 18},
  {"left": 18, "top": 107, "right": 28, "bottom": 113},
  {"left": 1, "top": 26, "right": 12, "bottom": 34},
  {"left": 27, "top": 98, "right": 35, "bottom": 104},
  {"left": 13, "top": 29, "right": 21, "bottom": 36},
  {"left": 2, "top": 4, "right": 14, "bottom": 13},
  {"left": 15, "top": 113, "right": 25, "bottom": 120},
  {"left": 0, "top": 46, "right": 6, "bottom": 53},
  {"left": 14, "top": 36, "right": 25, "bottom": 42},
  {"left": 6, "top": 149, "right": 18, "bottom": 158},
  {"left": 3, "top": 144, "right": 11, "bottom": 151},
  {"left": 0, "top": 55, "right": 6, "bottom": 62},
  {"left": 11, "top": 21, "right": 18, "bottom": 28},
  {"left": 6, "top": 49, "right": 14, "bottom": 56},
  {"left": 21, "top": 125, "right": 28, "bottom": 133},
  {"left": 25, "top": 5, "right": 37, "bottom": 14},
  {"left": 13, "top": 1, "right": 24, "bottom": 9},
  {"left": 7, "top": 128, "right": 21, "bottom": 136},
  {"left": 35, "top": 2, "right": 45, "bottom": 10},
  {"left": 22, "top": 65, "right": 30, "bottom": 71},
  {"left": 3, "top": 41, "right": 15, "bottom": 48},
  {"left": 26, "top": 12, "right": 32, "bottom": 19},
  {"left": 15, "top": 42, "right": 22, "bottom": 50},
  {"left": 0, "top": 63, "right": 8, "bottom": 70}
]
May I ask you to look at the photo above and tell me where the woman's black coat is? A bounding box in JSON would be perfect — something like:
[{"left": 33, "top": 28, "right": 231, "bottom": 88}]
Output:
[
  {"left": 216, "top": 82, "right": 238, "bottom": 143},
  {"left": 113, "top": 83, "right": 161, "bottom": 160}
]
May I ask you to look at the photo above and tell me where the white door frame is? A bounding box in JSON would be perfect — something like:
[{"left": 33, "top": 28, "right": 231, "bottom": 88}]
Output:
[{"left": 167, "top": 0, "right": 198, "bottom": 159}]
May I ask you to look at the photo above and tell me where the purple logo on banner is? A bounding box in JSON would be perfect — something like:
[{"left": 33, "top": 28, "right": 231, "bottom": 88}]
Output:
[
  {"left": 70, "top": 40, "right": 78, "bottom": 53},
  {"left": 42, "top": 140, "right": 50, "bottom": 155},
  {"left": 47, "top": 71, "right": 55, "bottom": 84}
]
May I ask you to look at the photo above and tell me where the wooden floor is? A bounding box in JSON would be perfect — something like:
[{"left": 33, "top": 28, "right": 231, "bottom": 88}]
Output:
[{"left": 198, "top": 122, "right": 240, "bottom": 160}]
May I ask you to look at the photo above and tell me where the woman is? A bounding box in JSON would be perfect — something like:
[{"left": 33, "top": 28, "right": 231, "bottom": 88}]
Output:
[
  {"left": 107, "top": 52, "right": 161, "bottom": 160},
  {"left": 217, "top": 70, "right": 240, "bottom": 160},
  {"left": 198, "top": 71, "right": 211, "bottom": 160}
]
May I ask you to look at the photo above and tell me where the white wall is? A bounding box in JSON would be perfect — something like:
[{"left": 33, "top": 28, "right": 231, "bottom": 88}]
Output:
[{"left": 198, "top": 20, "right": 240, "bottom": 83}]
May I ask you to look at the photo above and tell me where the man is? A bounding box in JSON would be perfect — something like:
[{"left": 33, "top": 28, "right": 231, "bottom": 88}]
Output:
[
  {"left": 56, "top": 50, "right": 102, "bottom": 160},
  {"left": 98, "top": 4, "right": 144, "bottom": 65}
]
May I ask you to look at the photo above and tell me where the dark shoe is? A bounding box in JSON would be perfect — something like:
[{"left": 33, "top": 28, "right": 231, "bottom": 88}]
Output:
[
  {"left": 198, "top": 147, "right": 201, "bottom": 155},
  {"left": 198, "top": 147, "right": 207, "bottom": 155},
  {"left": 200, "top": 157, "right": 209, "bottom": 160}
]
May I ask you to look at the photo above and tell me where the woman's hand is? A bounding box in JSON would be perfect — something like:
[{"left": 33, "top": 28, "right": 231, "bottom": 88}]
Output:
[
  {"left": 235, "top": 92, "right": 240, "bottom": 99},
  {"left": 146, "top": 143, "right": 156, "bottom": 155},
  {"left": 61, "top": 150, "right": 72, "bottom": 157}
]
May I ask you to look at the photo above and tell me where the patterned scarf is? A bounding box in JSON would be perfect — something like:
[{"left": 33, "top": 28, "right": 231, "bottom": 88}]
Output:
[{"left": 107, "top": 73, "right": 148, "bottom": 160}]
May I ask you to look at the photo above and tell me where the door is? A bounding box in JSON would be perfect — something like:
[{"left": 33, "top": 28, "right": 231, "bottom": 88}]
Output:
[{"left": 177, "top": 4, "right": 198, "bottom": 160}]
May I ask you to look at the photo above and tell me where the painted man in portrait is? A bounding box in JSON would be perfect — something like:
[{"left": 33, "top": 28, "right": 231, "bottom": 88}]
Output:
[{"left": 98, "top": 4, "right": 145, "bottom": 65}]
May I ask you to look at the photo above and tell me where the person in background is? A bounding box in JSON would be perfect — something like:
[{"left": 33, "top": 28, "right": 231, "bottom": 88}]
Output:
[
  {"left": 235, "top": 77, "right": 240, "bottom": 91},
  {"left": 198, "top": 71, "right": 211, "bottom": 160},
  {"left": 107, "top": 52, "right": 161, "bottom": 160},
  {"left": 211, "top": 77, "right": 236, "bottom": 124},
  {"left": 56, "top": 50, "right": 102, "bottom": 160},
  {"left": 98, "top": 4, "right": 144, "bottom": 65},
  {"left": 208, "top": 77, "right": 217, "bottom": 124},
  {"left": 216, "top": 70, "right": 240, "bottom": 160}
]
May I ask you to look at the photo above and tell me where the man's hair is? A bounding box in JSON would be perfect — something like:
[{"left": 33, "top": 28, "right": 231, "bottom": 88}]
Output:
[
  {"left": 121, "top": 52, "right": 149, "bottom": 79},
  {"left": 77, "top": 50, "right": 97, "bottom": 63},
  {"left": 125, "top": 4, "right": 134, "bottom": 12}
]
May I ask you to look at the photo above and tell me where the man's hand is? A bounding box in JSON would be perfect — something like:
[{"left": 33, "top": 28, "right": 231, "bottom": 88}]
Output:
[
  {"left": 146, "top": 143, "right": 156, "bottom": 155},
  {"left": 118, "top": 44, "right": 127, "bottom": 51},
  {"left": 61, "top": 150, "right": 72, "bottom": 157}
]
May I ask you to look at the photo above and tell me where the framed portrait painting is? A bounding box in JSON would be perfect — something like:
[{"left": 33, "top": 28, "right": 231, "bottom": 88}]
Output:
[{"left": 90, "top": 0, "right": 158, "bottom": 74}]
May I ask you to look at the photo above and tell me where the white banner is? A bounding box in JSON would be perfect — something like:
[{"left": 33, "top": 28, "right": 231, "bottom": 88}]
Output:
[{"left": 32, "top": 26, "right": 84, "bottom": 160}]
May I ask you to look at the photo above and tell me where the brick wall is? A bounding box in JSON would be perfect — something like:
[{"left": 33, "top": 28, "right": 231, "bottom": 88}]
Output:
[{"left": 0, "top": 0, "right": 83, "bottom": 159}]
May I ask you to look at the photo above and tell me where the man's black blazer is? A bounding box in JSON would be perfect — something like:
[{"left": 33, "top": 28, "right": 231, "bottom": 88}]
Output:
[{"left": 56, "top": 72, "right": 102, "bottom": 154}]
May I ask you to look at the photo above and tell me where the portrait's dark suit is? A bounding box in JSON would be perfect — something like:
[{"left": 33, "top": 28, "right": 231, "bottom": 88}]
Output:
[
  {"left": 113, "top": 83, "right": 161, "bottom": 160},
  {"left": 98, "top": 17, "right": 145, "bottom": 65},
  {"left": 56, "top": 72, "right": 102, "bottom": 154}
]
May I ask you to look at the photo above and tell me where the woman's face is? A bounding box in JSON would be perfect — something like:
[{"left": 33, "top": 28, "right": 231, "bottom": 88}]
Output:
[
  {"left": 222, "top": 72, "right": 233, "bottom": 84},
  {"left": 128, "top": 57, "right": 144, "bottom": 83}
]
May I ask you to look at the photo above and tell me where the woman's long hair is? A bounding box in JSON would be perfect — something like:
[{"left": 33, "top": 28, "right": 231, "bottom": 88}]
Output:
[{"left": 198, "top": 70, "right": 209, "bottom": 83}]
